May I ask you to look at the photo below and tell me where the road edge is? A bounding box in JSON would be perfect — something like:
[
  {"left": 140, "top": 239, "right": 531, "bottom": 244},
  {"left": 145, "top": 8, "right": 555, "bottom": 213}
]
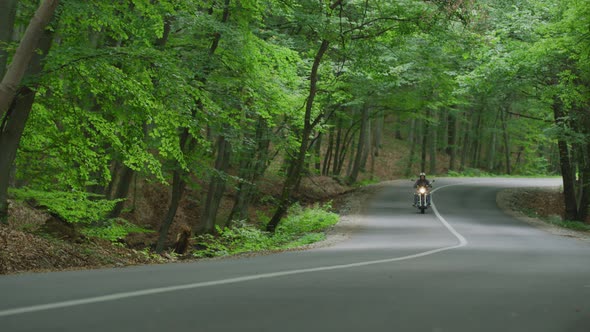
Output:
[{"left": 496, "top": 187, "right": 590, "bottom": 244}]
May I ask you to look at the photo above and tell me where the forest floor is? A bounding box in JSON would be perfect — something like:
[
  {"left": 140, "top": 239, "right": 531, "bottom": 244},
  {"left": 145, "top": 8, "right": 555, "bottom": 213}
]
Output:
[
  {"left": 4, "top": 180, "right": 590, "bottom": 275},
  {"left": 0, "top": 175, "right": 355, "bottom": 275},
  {"left": 497, "top": 187, "right": 590, "bottom": 243}
]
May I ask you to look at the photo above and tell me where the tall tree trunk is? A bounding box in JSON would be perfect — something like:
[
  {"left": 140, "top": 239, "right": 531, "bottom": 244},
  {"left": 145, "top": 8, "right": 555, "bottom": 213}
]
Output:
[
  {"left": 373, "top": 113, "right": 383, "bottom": 157},
  {"left": 155, "top": 169, "right": 186, "bottom": 253},
  {"left": 0, "top": 24, "right": 55, "bottom": 224},
  {"left": 198, "top": 134, "right": 232, "bottom": 234},
  {"left": 447, "top": 111, "right": 457, "bottom": 171},
  {"left": 459, "top": 111, "right": 471, "bottom": 171},
  {"left": 429, "top": 111, "right": 437, "bottom": 174},
  {"left": 421, "top": 117, "right": 429, "bottom": 172},
  {"left": 348, "top": 104, "right": 369, "bottom": 184},
  {"left": 227, "top": 118, "right": 271, "bottom": 225},
  {"left": 0, "top": 0, "right": 59, "bottom": 118},
  {"left": 501, "top": 106, "right": 512, "bottom": 175},
  {"left": 332, "top": 116, "right": 343, "bottom": 175},
  {"left": 405, "top": 118, "right": 417, "bottom": 177},
  {"left": 0, "top": 0, "right": 18, "bottom": 79},
  {"left": 472, "top": 109, "right": 483, "bottom": 168},
  {"left": 267, "top": 39, "right": 330, "bottom": 232},
  {"left": 486, "top": 111, "right": 500, "bottom": 171},
  {"left": 322, "top": 126, "right": 334, "bottom": 176},
  {"left": 553, "top": 100, "right": 578, "bottom": 221},
  {"left": 314, "top": 132, "right": 322, "bottom": 172},
  {"left": 107, "top": 165, "right": 134, "bottom": 219}
]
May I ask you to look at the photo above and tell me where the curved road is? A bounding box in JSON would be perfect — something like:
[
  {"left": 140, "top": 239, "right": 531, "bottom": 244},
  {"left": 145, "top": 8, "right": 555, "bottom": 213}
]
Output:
[{"left": 1, "top": 178, "right": 589, "bottom": 331}]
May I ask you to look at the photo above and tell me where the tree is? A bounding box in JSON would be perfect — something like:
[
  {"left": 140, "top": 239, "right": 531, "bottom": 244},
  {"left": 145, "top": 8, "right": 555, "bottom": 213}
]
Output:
[{"left": 0, "top": 0, "right": 59, "bottom": 224}]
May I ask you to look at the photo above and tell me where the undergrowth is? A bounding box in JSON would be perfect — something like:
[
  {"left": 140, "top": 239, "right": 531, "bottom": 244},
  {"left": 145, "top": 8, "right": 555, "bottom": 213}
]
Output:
[
  {"left": 9, "top": 188, "right": 152, "bottom": 241},
  {"left": 192, "top": 202, "right": 339, "bottom": 258},
  {"left": 521, "top": 208, "right": 590, "bottom": 232}
]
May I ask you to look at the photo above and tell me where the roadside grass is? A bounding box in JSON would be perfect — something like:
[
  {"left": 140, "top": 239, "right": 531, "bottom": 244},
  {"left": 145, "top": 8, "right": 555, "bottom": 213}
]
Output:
[
  {"left": 521, "top": 208, "right": 590, "bottom": 232},
  {"left": 442, "top": 168, "right": 560, "bottom": 178},
  {"left": 192, "top": 202, "right": 339, "bottom": 258}
]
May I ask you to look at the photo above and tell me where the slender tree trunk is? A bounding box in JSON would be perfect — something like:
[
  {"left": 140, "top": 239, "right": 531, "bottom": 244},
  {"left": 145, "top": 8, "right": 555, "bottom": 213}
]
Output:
[
  {"left": 348, "top": 104, "right": 369, "bottom": 184},
  {"left": 199, "top": 134, "right": 232, "bottom": 234},
  {"left": 332, "top": 116, "right": 343, "bottom": 175},
  {"left": 421, "top": 117, "right": 429, "bottom": 172},
  {"left": 314, "top": 132, "right": 322, "bottom": 172},
  {"left": 373, "top": 113, "right": 383, "bottom": 157},
  {"left": 472, "top": 109, "right": 483, "bottom": 168},
  {"left": 578, "top": 142, "right": 590, "bottom": 222},
  {"left": 501, "top": 106, "right": 512, "bottom": 175},
  {"left": 227, "top": 118, "right": 271, "bottom": 225},
  {"left": 0, "top": 0, "right": 59, "bottom": 118},
  {"left": 322, "top": 126, "right": 334, "bottom": 175},
  {"left": 405, "top": 118, "right": 417, "bottom": 177},
  {"left": 447, "top": 111, "right": 457, "bottom": 171},
  {"left": 553, "top": 100, "right": 578, "bottom": 221},
  {"left": 429, "top": 111, "right": 437, "bottom": 174},
  {"left": 155, "top": 169, "right": 186, "bottom": 253},
  {"left": 459, "top": 111, "right": 471, "bottom": 171},
  {"left": 267, "top": 39, "right": 330, "bottom": 232},
  {"left": 107, "top": 165, "right": 134, "bottom": 219},
  {"left": 0, "top": 0, "right": 18, "bottom": 79},
  {"left": 360, "top": 116, "right": 371, "bottom": 171},
  {"left": 0, "top": 24, "right": 55, "bottom": 224}
]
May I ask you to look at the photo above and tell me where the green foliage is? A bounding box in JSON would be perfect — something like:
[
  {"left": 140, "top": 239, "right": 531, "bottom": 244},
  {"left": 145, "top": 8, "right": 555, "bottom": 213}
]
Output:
[
  {"left": 9, "top": 188, "right": 151, "bottom": 241},
  {"left": 276, "top": 202, "right": 339, "bottom": 234},
  {"left": 81, "top": 219, "right": 154, "bottom": 242},
  {"left": 10, "top": 188, "right": 120, "bottom": 224},
  {"left": 446, "top": 168, "right": 494, "bottom": 177},
  {"left": 192, "top": 203, "right": 338, "bottom": 258}
]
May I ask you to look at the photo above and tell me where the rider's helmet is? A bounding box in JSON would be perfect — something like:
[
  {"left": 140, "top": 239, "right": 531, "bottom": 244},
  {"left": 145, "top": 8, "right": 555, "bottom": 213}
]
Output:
[{"left": 419, "top": 172, "right": 426, "bottom": 179}]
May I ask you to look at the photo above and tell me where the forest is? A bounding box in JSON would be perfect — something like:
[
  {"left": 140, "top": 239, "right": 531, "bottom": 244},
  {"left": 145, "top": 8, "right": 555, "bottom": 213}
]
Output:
[{"left": 0, "top": 0, "right": 589, "bottom": 258}]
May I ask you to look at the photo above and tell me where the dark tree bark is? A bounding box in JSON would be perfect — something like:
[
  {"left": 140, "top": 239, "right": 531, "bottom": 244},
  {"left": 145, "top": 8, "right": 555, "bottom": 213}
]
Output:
[
  {"left": 0, "top": 0, "right": 59, "bottom": 117},
  {"left": 348, "top": 104, "right": 369, "bottom": 184},
  {"left": 447, "top": 111, "right": 457, "bottom": 171},
  {"left": 459, "top": 110, "right": 471, "bottom": 171},
  {"left": 373, "top": 113, "right": 383, "bottom": 157},
  {"left": 421, "top": 117, "right": 429, "bottom": 172},
  {"left": 322, "top": 126, "right": 334, "bottom": 175},
  {"left": 267, "top": 39, "right": 330, "bottom": 232},
  {"left": 332, "top": 116, "right": 343, "bottom": 175},
  {"left": 156, "top": 167, "right": 187, "bottom": 253},
  {"left": 405, "top": 118, "right": 417, "bottom": 177},
  {"left": 314, "top": 132, "right": 322, "bottom": 172},
  {"left": 198, "top": 133, "right": 232, "bottom": 234},
  {"left": 500, "top": 106, "right": 512, "bottom": 175},
  {"left": 0, "top": 22, "right": 55, "bottom": 224},
  {"left": 553, "top": 100, "right": 578, "bottom": 221},
  {"left": 107, "top": 165, "right": 134, "bottom": 219},
  {"left": 429, "top": 111, "right": 437, "bottom": 174},
  {"left": 472, "top": 109, "right": 483, "bottom": 168},
  {"left": 0, "top": 0, "right": 18, "bottom": 79},
  {"left": 227, "top": 117, "right": 271, "bottom": 225}
]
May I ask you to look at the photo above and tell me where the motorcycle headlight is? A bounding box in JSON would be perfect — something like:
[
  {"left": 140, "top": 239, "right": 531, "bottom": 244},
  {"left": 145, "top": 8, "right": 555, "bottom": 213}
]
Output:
[{"left": 419, "top": 187, "right": 426, "bottom": 194}]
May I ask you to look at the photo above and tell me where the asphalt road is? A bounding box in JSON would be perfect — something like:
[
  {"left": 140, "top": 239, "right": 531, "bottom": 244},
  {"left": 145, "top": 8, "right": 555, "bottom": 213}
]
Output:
[{"left": 1, "top": 178, "right": 589, "bottom": 332}]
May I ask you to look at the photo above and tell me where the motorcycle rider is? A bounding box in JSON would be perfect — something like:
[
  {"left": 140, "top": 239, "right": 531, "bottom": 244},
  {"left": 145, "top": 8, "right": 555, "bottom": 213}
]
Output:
[{"left": 413, "top": 172, "right": 432, "bottom": 206}]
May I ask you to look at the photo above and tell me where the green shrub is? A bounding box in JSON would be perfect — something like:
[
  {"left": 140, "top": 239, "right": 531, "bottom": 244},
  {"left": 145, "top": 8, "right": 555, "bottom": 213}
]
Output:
[
  {"left": 192, "top": 202, "right": 339, "bottom": 258},
  {"left": 10, "top": 188, "right": 120, "bottom": 224},
  {"left": 276, "top": 202, "right": 339, "bottom": 235},
  {"left": 81, "top": 219, "right": 153, "bottom": 242},
  {"left": 10, "top": 187, "right": 151, "bottom": 241}
]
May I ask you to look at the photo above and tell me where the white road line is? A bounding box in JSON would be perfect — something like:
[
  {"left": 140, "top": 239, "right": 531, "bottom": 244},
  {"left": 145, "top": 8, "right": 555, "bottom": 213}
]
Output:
[
  {"left": 431, "top": 183, "right": 469, "bottom": 246},
  {"left": 0, "top": 183, "right": 468, "bottom": 318}
]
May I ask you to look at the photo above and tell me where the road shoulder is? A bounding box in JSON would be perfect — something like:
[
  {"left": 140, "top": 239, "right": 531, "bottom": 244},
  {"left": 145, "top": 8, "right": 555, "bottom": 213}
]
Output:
[{"left": 496, "top": 187, "right": 590, "bottom": 244}]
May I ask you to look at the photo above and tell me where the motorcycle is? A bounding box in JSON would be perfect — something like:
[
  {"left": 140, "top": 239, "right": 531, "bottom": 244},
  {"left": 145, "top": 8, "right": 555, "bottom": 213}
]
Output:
[{"left": 413, "top": 180, "right": 434, "bottom": 214}]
